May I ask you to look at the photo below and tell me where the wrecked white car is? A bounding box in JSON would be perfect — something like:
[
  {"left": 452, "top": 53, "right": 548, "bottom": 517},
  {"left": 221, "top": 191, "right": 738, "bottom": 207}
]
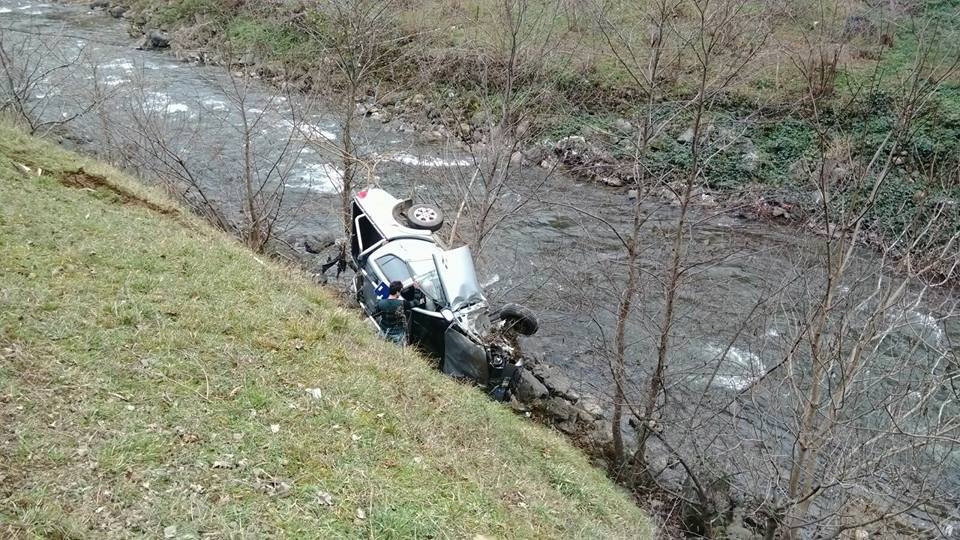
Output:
[{"left": 347, "top": 188, "right": 537, "bottom": 401}]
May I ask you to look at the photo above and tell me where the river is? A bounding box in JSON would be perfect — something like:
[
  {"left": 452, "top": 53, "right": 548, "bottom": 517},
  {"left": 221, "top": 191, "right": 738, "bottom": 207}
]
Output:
[{"left": 3, "top": 1, "right": 958, "bottom": 535}]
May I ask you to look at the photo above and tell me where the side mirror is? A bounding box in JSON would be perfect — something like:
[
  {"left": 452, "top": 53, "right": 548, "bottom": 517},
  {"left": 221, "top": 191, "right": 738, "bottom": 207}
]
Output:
[{"left": 440, "top": 308, "right": 455, "bottom": 322}]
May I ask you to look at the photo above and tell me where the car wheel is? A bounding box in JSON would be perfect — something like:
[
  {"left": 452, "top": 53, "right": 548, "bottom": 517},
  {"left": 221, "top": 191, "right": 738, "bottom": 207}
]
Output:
[
  {"left": 406, "top": 203, "right": 444, "bottom": 231},
  {"left": 496, "top": 303, "right": 539, "bottom": 336}
]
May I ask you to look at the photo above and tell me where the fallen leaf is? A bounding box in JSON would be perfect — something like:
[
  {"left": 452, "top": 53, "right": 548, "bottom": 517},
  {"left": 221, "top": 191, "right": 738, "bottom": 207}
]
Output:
[{"left": 356, "top": 508, "right": 366, "bottom": 520}]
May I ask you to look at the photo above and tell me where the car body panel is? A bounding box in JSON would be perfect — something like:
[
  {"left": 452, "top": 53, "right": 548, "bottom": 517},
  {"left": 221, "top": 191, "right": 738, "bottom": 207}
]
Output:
[
  {"left": 443, "top": 327, "right": 489, "bottom": 385},
  {"left": 432, "top": 246, "right": 485, "bottom": 312},
  {"left": 353, "top": 189, "right": 432, "bottom": 242}
]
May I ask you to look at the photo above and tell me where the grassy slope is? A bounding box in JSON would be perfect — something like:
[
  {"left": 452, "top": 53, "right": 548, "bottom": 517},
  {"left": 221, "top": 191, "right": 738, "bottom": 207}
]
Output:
[{"left": 0, "top": 124, "right": 652, "bottom": 539}]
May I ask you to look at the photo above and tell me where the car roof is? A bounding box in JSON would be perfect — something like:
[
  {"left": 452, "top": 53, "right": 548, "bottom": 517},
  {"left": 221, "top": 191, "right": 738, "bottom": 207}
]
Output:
[{"left": 355, "top": 188, "right": 434, "bottom": 242}]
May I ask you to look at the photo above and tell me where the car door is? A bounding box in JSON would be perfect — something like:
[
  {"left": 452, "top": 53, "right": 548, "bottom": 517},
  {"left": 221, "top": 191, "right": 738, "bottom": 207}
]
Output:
[
  {"left": 357, "top": 263, "right": 381, "bottom": 316},
  {"left": 408, "top": 308, "right": 449, "bottom": 357},
  {"left": 442, "top": 327, "right": 489, "bottom": 387}
]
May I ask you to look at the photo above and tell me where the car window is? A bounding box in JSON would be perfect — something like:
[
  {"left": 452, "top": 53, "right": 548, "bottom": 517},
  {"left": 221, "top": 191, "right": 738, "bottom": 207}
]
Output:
[
  {"left": 356, "top": 214, "right": 383, "bottom": 254},
  {"left": 408, "top": 258, "right": 445, "bottom": 306},
  {"left": 376, "top": 254, "right": 412, "bottom": 283}
]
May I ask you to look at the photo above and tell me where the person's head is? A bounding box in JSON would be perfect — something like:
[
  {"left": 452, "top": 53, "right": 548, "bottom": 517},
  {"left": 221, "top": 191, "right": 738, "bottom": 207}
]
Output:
[{"left": 389, "top": 281, "right": 403, "bottom": 296}]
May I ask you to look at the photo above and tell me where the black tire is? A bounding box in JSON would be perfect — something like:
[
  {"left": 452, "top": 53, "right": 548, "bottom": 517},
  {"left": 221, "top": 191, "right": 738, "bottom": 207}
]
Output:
[
  {"left": 405, "top": 203, "right": 444, "bottom": 231},
  {"left": 496, "top": 303, "right": 539, "bottom": 336}
]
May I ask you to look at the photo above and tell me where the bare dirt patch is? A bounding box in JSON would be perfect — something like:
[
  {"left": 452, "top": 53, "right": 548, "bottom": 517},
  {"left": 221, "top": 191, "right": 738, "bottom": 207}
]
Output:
[{"left": 59, "top": 168, "right": 177, "bottom": 217}]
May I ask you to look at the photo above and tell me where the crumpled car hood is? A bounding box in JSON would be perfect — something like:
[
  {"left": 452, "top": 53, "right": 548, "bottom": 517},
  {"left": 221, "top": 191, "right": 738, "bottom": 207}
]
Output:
[{"left": 433, "top": 246, "right": 485, "bottom": 312}]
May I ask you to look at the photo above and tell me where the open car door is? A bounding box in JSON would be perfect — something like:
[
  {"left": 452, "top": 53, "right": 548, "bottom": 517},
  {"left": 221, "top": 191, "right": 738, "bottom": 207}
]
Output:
[{"left": 441, "top": 327, "right": 489, "bottom": 387}]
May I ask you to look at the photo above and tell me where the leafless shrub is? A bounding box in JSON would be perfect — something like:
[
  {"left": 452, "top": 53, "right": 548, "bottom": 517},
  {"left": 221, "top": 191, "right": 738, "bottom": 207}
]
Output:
[{"left": 0, "top": 25, "right": 105, "bottom": 135}]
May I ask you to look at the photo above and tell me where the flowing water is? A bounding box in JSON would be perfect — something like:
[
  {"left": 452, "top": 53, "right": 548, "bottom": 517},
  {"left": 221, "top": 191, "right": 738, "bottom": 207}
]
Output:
[{"left": 3, "top": 1, "right": 958, "bottom": 534}]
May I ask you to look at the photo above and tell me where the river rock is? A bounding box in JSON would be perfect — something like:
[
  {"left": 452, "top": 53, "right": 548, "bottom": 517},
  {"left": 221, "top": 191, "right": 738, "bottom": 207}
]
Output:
[
  {"left": 530, "top": 362, "right": 579, "bottom": 402},
  {"left": 515, "top": 368, "right": 549, "bottom": 402},
  {"left": 515, "top": 118, "right": 531, "bottom": 139},
  {"left": 544, "top": 396, "right": 577, "bottom": 422},
  {"left": 556, "top": 419, "right": 579, "bottom": 434},
  {"left": 138, "top": 30, "right": 171, "bottom": 50},
  {"left": 109, "top": 5, "right": 128, "bottom": 18},
  {"left": 741, "top": 150, "right": 760, "bottom": 173},
  {"left": 377, "top": 90, "right": 405, "bottom": 107},
  {"left": 90, "top": 0, "right": 110, "bottom": 8},
  {"left": 600, "top": 176, "right": 625, "bottom": 187},
  {"left": 470, "top": 110, "right": 491, "bottom": 129},
  {"left": 578, "top": 396, "right": 604, "bottom": 419},
  {"left": 303, "top": 233, "right": 336, "bottom": 254},
  {"left": 613, "top": 118, "right": 633, "bottom": 134}
]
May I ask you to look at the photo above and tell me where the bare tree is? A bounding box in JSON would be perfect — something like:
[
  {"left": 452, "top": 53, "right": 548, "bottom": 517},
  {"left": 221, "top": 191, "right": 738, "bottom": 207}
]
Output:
[
  {"left": 594, "top": 0, "right": 771, "bottom": 484},
  {"left": 760, "top": 15, "right": 960, "bottom": 537},
  {"left": 0, "top": 25, "right": 104, "bottom": 135},
  {"left": 295, "top": 0, "right": 405, "bottom": 244},
  {"left": 108, "top": 65, "right": 309, "bottom": 254},
  {"left": 439, "top": 0, "right": 564, "bottom": 257}
]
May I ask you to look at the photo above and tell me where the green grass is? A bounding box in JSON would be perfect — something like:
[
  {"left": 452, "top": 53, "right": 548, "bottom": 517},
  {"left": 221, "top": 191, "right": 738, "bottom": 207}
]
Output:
[
  {"left": 0, "top": 124, "right": 652, "bottom": 539},
  {"left": 225, "top": 16, "right": 318, "bottom": 60}
]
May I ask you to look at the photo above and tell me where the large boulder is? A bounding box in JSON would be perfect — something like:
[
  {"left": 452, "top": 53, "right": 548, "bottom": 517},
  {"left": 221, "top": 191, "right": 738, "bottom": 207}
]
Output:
[
  {"left": 514, "top": 368, "right": 549, "bottom": 403},
  {"left": 530, "top": 362, "right": 579, "bottom": 402}
]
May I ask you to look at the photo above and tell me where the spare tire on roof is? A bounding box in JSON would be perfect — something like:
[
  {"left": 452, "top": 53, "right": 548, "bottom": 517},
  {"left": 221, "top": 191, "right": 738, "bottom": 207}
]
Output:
[{"left": 405, "top": 203, "right": 444, "bottom": 231}]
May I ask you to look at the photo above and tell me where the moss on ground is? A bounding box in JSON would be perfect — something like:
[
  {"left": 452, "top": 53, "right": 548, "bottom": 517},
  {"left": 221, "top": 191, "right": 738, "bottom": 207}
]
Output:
[{"left": 0, "top": 124, "right": 653, "bottom": 539}]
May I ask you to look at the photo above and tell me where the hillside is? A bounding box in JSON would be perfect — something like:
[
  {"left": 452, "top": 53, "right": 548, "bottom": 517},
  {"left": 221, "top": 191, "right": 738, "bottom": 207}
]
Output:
[{"left": 0, "top": 124, "right": 652, "bottom": 539}]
